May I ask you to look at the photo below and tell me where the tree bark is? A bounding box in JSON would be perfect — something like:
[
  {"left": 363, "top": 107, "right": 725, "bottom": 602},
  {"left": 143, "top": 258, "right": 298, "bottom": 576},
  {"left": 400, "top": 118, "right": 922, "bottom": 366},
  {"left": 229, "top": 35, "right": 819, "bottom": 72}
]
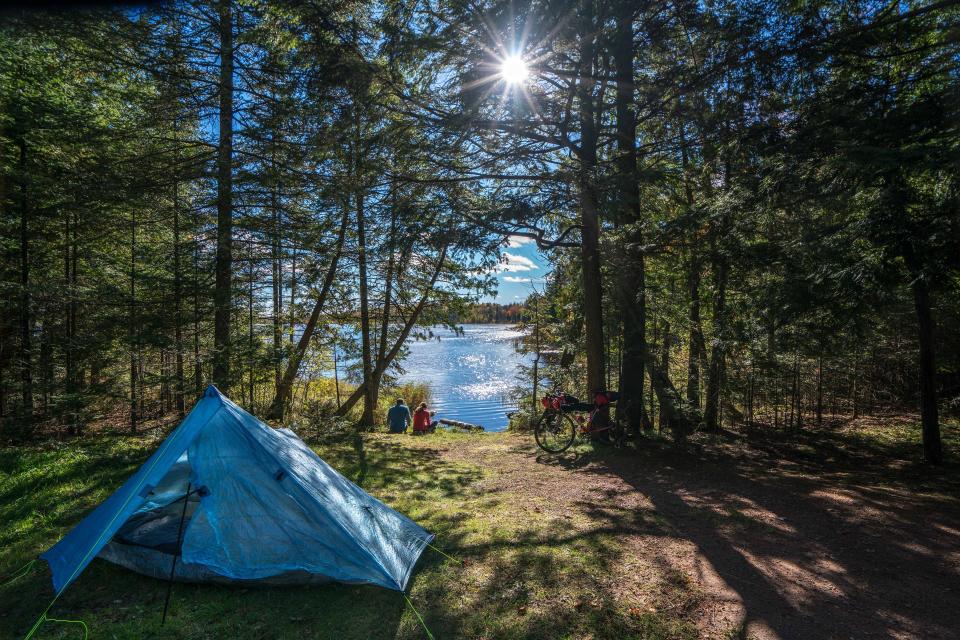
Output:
[
  {"left": 686, "top": 258, "right": 704, "bottom": 408},
  {"left": 851, "top": 351, "right": 859, "bottom": 418},
  {"left": 17, "top": 135, "right": 33, "bottom": 425},
  {"left": 247, "top": 257, "right": 255, "bottom": 409},
  {"left": 129, "top": 209, "right": 138, "bottom": 433},
  {"left": 816, "top": 349, "right": 823, "bottom": 425},
  {"left": 788, "top": 352, "right": 799, "bottom": 429},
  {"left": 40, "top": 309, "right": 50, "bottom": 417},
  {"left": 64, "top": 208, "right": 75, "bottom": 432},
  {"left": 704, "top": 234, "right": 728, "bottom": 432},
  {"left": 889, "top": 170, "right": 940, "bottom": 463},
  {"left": 192, "top": 208, "right": 203, "bottom": 395},
  {"left": 612, "top": 0, "right": 646, "bottom": 434},
  {"left": 364, "top": 201, "right": 398, "bottom": 425},
  {"left": 173, "top": 176, "right": 185, "bottom": 416},
  {"left": 271, "top": 149, "right": 282, "bottom": 392},
  {"left": 356, "top": 187, "right": 375, "bottom": 427},
  {"left": 212, "top": 0, "right": 234, "bottom": 390},
  {"left": 289, "top": 242, "right": 297, "bottom": 344},
  {"left": 577, "top": 0, "right": 606, "bottom": 395},
  {"left": 659, "top": 320, "right": 672, "bottom": 431},
  {"left": 911, "top": 273, "right": 942, "bottom": 463}
]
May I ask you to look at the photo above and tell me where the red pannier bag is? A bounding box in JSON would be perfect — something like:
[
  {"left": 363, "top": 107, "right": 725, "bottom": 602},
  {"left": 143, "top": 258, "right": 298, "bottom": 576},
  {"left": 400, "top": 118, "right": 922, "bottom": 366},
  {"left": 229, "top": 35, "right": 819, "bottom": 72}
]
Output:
[{"left": 593, "top": 391, "right": 620, "bottom": 406}]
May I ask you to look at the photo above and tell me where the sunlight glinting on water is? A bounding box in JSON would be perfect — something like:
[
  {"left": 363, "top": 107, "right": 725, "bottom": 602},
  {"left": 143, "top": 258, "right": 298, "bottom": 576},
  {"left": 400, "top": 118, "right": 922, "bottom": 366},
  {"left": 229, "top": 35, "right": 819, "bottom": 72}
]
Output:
[{"left": 396, "top": 325, "right": 530, "bottom": 431}]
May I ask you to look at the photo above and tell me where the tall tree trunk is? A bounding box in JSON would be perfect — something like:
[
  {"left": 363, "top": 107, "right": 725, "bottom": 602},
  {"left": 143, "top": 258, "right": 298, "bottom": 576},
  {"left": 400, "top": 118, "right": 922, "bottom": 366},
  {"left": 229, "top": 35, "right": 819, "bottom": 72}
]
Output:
[
  {"left": 890, "top": 169, "right": 940, "bottom": 463},
  {"left": 289, "top": 242, "right": 297, "bottom": 344},
  {"left": 704, "top": 234, "right": 728, "bottom": 432},
  {"left": 794, "top": 355, "right": 803, "bottom": 428},
  {"left": 192, "top": 208, "right": 203, "bottom": 395},
  {"left": 39, "top": 319, "right": 50, "bottom": 417},
  {"left": 17, "top": 135, "right": 33, "bottom": 425},
  {"left": 686, "top": 258, "right": 704, "bottom": 408},
  {"left": 64, "top": 208, "right": 75, "bottom": 432},
  {"left": 129, "top": 210, "right": 138, "bottom": 433},
  {"left": 851, "top": 350, "right": 859, "bottom": 418},
  {"left": 160, "top": 350, "right": 170, "bottom": 412},
  {"left": 788, "top": 352, "right": 799, "bottom": 429},
  {"left": 1, "top": 339, "right": 6, "bottom": 420},
  {"left": 911, "top": 273, "right": 942, "bottom": 463},
  {"left": 173, "top": 176, "right": 185, "bottom": 416},
  {"left": 333, "top": 342, "right": 341, "bottom": 409},
  {"left": 138, "top": 351, "right": 145, "bottom": 420},
  {"left": 271, "top": 154, "right": 282, "bottom": 392},
  {"left": 70, "top": 210, "right": 78, "bottom": 426},
  {"left": 267, "top": 206, "right": 349, "bottom": 420},
  {"left": 212, "top": 0, "right": 234, "bottom": 390},
  {"left": 612, "top": 18, "right": 698, "bottom": 439},
  {"left": 356, "top": 187, "right": 375, "bottom": 427},
  {"left": 678, "top": 107, "right": 704, "bottom": 412},
  {"left": 648, "top": 345, "right": 700, "bottom": 439},
  {"left": 659, "top": 320, "right": 672, "bottom": 431},
  {"left": 649, "top": 322, "right": 658, "bottom": 431},
  {"left": 612, "top": 0, "right": 645, "bottom": 434},
  {"left": 364, "top": 202, "right": 397, "bottom": 425},
  {"left": 577, "top": 0, "right": 605, "bottom": 395},
  {"left": 816, "top": 349, "right": 823, "bottom": 426},
  {"left": 1, "top": 145, "right": 6, "bottom": 421},
  {"left": 247, "top": 257, "right": 255, "bottom": 409}
]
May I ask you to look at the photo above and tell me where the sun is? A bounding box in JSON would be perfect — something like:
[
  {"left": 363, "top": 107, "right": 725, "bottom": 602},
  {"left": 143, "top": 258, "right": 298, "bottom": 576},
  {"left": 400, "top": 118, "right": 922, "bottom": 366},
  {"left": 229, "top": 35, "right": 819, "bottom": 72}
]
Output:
[{"left": 500, "top": 55, "right": 529, "bottom": 85}]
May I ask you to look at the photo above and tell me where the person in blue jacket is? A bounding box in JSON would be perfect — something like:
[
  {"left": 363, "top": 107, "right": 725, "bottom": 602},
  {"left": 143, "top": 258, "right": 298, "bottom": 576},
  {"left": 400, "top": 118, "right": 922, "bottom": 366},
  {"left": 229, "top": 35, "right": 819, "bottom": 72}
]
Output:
[{"left": 387, "top": 398, "right": 411, "bottom": 433}]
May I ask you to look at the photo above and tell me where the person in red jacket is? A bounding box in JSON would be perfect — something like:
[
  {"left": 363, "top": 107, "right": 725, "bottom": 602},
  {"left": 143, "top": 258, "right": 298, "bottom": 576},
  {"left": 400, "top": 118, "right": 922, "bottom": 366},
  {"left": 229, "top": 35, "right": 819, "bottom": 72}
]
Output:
[{"left": 413, "top": 402, "right": 433, "bottom": 435}]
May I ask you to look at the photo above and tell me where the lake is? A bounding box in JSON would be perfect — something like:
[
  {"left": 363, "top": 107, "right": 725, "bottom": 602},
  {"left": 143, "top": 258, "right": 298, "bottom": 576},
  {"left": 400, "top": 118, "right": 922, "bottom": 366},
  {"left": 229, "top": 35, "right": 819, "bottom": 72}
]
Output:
[{"left": 396, "top": 324, "right": 530, "bottom": 432}]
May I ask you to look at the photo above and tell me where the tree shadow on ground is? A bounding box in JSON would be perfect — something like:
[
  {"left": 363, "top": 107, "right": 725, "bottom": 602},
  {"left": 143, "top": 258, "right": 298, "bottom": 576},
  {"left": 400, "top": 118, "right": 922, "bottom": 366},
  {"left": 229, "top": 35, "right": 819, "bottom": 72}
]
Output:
[
  {"left": 408, "top": 507, "right": 699, "bottom": 639},
  {"left": 10, "top": 427, "right": 957, "bottom": 639},
  {"left": 526, "top": 426, "right": 960, "bottom": 639}
]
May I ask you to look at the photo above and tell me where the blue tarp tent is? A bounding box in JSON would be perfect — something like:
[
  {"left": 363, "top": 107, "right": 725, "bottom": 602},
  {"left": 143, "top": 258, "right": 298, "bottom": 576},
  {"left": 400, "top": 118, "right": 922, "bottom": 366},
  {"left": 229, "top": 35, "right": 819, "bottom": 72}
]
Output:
[{"left": 41, "top": 385, "right": 434, "bottom": 594}]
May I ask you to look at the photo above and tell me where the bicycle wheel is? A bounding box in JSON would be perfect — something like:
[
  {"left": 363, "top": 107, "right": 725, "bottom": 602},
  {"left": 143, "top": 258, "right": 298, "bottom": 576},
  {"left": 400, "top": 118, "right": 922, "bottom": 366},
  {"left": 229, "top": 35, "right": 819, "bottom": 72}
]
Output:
[{"left": 534, "top": 409, "right": 577, "bottom": 453}]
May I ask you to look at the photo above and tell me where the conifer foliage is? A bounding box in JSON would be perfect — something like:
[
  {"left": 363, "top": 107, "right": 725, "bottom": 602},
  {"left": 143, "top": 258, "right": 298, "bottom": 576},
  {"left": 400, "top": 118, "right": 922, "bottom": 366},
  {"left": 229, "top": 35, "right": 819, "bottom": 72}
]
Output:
[{"left": 0, "top": 1, "right": 957, "bottom": 462}]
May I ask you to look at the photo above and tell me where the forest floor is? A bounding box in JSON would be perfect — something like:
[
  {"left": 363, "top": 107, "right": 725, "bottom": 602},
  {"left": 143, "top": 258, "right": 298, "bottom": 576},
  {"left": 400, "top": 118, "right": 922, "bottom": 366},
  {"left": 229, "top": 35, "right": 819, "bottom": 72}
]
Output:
[{"left": 1, "top": 414, "right": 958, "bottom": 639}]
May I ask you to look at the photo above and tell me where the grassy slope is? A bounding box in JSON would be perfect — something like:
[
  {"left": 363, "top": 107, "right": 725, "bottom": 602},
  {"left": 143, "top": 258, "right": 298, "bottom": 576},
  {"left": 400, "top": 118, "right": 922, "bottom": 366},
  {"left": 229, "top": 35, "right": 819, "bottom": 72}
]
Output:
[
  {"left": 2, "top": 418, "right": 957, "bottom": 639},
  {"left": 0, "top": 430, "right": 697, "bottom": 640}
]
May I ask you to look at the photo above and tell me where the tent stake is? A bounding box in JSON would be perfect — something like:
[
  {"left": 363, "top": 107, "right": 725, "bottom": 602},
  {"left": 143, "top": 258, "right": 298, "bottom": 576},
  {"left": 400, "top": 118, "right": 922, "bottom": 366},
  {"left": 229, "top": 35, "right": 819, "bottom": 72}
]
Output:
[{"left": 161, "top": 482, "right": 191, "bottom": 626}]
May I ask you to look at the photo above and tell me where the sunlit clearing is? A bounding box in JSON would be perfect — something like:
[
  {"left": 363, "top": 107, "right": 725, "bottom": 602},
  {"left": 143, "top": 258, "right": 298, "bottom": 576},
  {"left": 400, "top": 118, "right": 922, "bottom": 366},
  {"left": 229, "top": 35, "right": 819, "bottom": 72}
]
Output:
[{"left": 500, "top": 55, "right": 529, "bottom": 84}]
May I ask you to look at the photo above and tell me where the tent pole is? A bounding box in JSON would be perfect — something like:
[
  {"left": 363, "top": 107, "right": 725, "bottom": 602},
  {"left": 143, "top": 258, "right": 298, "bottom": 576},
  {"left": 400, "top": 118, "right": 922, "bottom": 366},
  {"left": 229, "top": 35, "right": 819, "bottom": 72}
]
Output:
[{"left": 161, "top": 482, "right": 191, "bottom": 626}]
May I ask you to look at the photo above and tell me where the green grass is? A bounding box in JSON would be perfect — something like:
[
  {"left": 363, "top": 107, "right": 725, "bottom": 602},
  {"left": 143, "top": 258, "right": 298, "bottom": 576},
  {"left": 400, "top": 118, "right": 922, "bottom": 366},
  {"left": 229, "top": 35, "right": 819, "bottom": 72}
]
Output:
[
  {"left": 5, "top": 415, "right": 954, "bottom": 639},
  {"left": 0, "top": 430, "right": 695, "bottom": 640}
]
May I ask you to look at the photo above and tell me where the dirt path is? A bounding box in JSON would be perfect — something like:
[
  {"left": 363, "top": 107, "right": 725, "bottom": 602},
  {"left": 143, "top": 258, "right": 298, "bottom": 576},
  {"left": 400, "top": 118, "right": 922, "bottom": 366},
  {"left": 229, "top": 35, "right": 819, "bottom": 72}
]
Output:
[{"left": 432, "top": 430, "right": 960, "bottom": 640}]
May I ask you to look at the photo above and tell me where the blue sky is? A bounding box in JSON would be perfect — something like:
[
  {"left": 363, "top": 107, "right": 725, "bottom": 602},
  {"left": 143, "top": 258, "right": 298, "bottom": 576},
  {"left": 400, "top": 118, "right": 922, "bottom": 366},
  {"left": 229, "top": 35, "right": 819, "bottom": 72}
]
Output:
[{"left": 487, "top": 235, "right": 550, "bottom": 303}]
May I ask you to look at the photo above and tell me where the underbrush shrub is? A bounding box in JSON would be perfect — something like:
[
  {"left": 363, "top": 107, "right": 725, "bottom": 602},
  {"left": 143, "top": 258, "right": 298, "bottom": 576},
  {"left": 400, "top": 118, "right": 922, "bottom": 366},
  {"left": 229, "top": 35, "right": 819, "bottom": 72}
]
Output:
[
  {"left": 290, "top": 397, "right": 356, "bottom": 442},
  {"left": 507, "top": 410, "right": 538, "bottom": 432}
]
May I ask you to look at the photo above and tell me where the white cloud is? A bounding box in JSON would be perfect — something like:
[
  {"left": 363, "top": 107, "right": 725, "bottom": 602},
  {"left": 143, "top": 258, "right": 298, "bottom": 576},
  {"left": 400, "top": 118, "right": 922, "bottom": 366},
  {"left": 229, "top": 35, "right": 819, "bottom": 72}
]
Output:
[
  {"left": 503, "top": 276, "right": 546, "bottom": 283},
  {"left": 496, "top": 252, "right": 539, "bottom": 272},
  {"left": 507, "top": 235, "right": 534, "bottom": 248}
]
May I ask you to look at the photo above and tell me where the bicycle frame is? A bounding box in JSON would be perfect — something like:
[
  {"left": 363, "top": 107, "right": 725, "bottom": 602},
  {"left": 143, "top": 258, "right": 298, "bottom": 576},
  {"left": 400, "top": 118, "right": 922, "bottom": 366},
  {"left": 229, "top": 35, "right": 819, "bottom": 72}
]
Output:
[
  {"left": 535, "top": 390, "right": 623, "bottom": 453},
  {"left": 540, "top": 392, "right": 616, "bottom": 436}
]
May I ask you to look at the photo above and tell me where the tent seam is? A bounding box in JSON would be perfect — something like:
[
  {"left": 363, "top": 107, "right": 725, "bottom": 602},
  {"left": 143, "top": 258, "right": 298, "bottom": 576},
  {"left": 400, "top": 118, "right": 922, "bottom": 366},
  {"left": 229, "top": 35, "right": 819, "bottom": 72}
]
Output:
[{"left": 217, "top": 400, "right": 398, "bottom": 587}]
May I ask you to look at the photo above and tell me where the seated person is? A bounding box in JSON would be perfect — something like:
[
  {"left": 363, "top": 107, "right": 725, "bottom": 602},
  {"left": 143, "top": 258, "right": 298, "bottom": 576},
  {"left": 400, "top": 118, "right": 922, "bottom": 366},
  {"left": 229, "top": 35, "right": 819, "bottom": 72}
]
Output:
[
  {"left": 412, "top": 402, "right": 437, "bottom": 434},
  {"left": 386, "top": 398, "right": 411, "bottom": 433}
]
